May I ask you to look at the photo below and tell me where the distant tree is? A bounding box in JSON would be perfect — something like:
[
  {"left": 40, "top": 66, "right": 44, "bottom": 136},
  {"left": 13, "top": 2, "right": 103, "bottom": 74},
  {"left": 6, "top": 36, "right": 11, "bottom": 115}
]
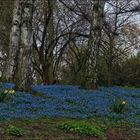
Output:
[{"left": 120, "top": 53, "right": 140, "bottom": 87}]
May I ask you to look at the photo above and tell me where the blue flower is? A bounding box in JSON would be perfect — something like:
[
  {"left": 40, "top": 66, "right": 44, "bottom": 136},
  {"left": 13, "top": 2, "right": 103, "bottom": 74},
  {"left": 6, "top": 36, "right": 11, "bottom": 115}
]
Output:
[{"left": 0, "top": 83, "right": 140, "bottom": 123}]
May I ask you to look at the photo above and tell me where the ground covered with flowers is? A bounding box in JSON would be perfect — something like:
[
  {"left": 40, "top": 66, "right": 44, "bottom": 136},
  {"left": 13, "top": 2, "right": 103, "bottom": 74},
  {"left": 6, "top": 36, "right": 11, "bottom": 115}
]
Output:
[
  {"left": 0, "top": 83, "right": 140, "bottom": 139},
  {"left": 0, "top": 83, "right": 140, "bottom": 123}
]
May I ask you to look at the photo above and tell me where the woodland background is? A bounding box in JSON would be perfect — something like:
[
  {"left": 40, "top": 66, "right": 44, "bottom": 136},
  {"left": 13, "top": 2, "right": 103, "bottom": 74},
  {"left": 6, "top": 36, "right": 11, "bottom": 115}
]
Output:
[{"left": 0, "top": 0, "right": 140, "bottom": 91}]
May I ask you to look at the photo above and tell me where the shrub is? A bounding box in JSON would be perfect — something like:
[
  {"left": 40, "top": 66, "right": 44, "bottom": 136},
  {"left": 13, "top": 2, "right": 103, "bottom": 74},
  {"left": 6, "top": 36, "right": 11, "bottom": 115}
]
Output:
[
  {"left": 7, "top": 125, "right": 23, "bottom": 137},
  {"left": 58, "top": 122, "right": 105, "bottom": 138}
]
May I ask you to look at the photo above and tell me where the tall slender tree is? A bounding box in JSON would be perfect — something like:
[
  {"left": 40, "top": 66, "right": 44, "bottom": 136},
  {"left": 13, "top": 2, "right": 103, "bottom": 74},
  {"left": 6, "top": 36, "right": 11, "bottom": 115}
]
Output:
[
  {"left": 87, "top": 0, "right": 106, "bottom": 89},
  {"left": 47, "top": 0, "right": 55, "bottom": 84}
]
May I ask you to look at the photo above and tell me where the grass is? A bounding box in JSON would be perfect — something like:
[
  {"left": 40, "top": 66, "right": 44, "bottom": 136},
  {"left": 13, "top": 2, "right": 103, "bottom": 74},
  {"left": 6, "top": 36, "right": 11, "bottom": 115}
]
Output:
[
  {"left": 31, "top": 91, "right": 52, "bottom": 99},
  {"left": 136, "top": 114, "right": 140, "bottom": 119},
  {"left": 58, "top": 121, "right": 105, "bottom": 138},
  {"left": 7, "top": 125, "right": 23, "bottom": 136},
  {"left": 122, "top": 86, "right": 140, "bottom": 90},
  {"left": 65, "top": 100, "right": 77, "bottom": 106}
]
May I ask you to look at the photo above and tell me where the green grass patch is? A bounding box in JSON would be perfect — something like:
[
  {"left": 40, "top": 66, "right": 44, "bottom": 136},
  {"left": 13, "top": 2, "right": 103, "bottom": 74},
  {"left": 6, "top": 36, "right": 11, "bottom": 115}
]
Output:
[
  {"left": 122, "top": 86, "right": 140, "bottom": 90},
  {"left": 31, "top": 91, "right": 52, "bottom": 99},
  {"left": 62, "top": 109, "right": 74, "bottom": 113},
  {"left": 89, "top": 116, "right": 136, "bottom": 129},
  {"left": 28, "top": 107, "right": 42, "bottom": 112},
  {"left": 7, "top": 125, "right": 23, "bottom": 137},
  {"left": 65, "top": 100, "right": 77, "bottom": 106},
  {"left": 58, "top": 121, "right": 105, "bottom": 138},
  {"left": 132, "top": 127, "right": 140, "bottom": 133},
  {"left": 136, "top": 114, "right": 140, "bottom": 119}
]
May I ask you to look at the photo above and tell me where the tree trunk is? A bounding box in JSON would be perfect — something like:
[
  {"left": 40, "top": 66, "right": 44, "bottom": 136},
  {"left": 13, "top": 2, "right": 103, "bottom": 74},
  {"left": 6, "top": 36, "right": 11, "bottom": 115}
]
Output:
[
  {"left": 107, "top": 60, "right": 113, "bottom": 86},
  {"left": 46, "top": 0, "right": 55, "bottom": 84},
  {"left": 34, "top": 0, "right": 55, "bottom": 85},
  {"left": 42, "top": 64, "right": 49, "bottom": 85},
  {"left": 47, "top": 13, "right": 55, "bottom": 84},
  {"left": 4, "top": 0, "right": 21, "bottom": 81},
  {"left": 87, "top": 0, "right": 106, "bottom": 89},
  {"left": 15, "top": 0, "right": 33, "bottom": 91},
  {"left": 107, "top": 36, "right": 116, "bottom": 86}
]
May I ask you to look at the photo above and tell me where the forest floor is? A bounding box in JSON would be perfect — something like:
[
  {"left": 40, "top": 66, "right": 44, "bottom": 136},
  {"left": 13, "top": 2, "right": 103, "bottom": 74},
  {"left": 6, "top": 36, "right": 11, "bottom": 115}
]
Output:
[
  {"left": 0, "top": 117, "right": 140, "bottom": 140},
  {"left": 0, "top": 84, "right": 140, "bottom": 139}
]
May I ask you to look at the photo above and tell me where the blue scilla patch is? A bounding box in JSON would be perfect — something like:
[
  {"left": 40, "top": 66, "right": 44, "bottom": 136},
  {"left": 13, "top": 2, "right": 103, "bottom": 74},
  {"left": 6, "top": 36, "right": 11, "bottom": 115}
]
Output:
[
  {"left": 0, "top": 82, "right": 15, "bottom": 89},
  {"left": 0, "top": 83, "right": 140, "bottom": 123}
]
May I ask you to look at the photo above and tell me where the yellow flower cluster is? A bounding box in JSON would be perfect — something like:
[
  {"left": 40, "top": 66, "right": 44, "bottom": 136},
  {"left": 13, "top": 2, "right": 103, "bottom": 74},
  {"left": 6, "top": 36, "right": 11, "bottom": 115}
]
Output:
[
  {"left": 122, "top": 101, "right": 126, "bottom": 105},
  {"left": 4, "top": 89, "right": 15, "bottom": 94}
]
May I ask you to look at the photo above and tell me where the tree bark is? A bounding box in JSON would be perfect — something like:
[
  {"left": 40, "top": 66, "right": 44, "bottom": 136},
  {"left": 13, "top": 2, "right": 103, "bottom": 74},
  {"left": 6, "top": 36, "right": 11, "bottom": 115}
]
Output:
[
  {"left": 4, "top": 0, "right": 21, "bottom": 81},
  {"left": 37, "top": 0, "right": 55, "bottom": 85},
  {"left": 87, "top": 0, "right": 106, "bottom": 89},
  {"left": 15, "top": 0, "right": 33, "bottom": 91},
  {"left": 47, "top": 0, "right": 55, "bottom": 84}
]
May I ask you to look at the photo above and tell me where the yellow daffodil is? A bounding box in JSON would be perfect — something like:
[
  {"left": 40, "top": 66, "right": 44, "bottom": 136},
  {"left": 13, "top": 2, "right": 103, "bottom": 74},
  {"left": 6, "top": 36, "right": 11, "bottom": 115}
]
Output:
[
  {"left": 11, "top": 89, "right": 15, "bottom": 94},
  {"left": 8, "top": 90, "right": 12, "bottom": 94},
  {"left": 122, "top": 101, "right": 126, "bottom": 105},
  {"left": 4, "top": 89, "right": 9, "bottom": 94},
  {"left": 9, "top": 89, "right": 15, "bottom": 94}
]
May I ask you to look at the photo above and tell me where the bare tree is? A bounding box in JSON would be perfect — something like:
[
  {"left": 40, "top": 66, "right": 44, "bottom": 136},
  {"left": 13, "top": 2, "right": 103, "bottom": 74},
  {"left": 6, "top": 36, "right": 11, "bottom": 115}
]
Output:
[{"left": 87, "top": 0, "right": 106, "bottom": 89}]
